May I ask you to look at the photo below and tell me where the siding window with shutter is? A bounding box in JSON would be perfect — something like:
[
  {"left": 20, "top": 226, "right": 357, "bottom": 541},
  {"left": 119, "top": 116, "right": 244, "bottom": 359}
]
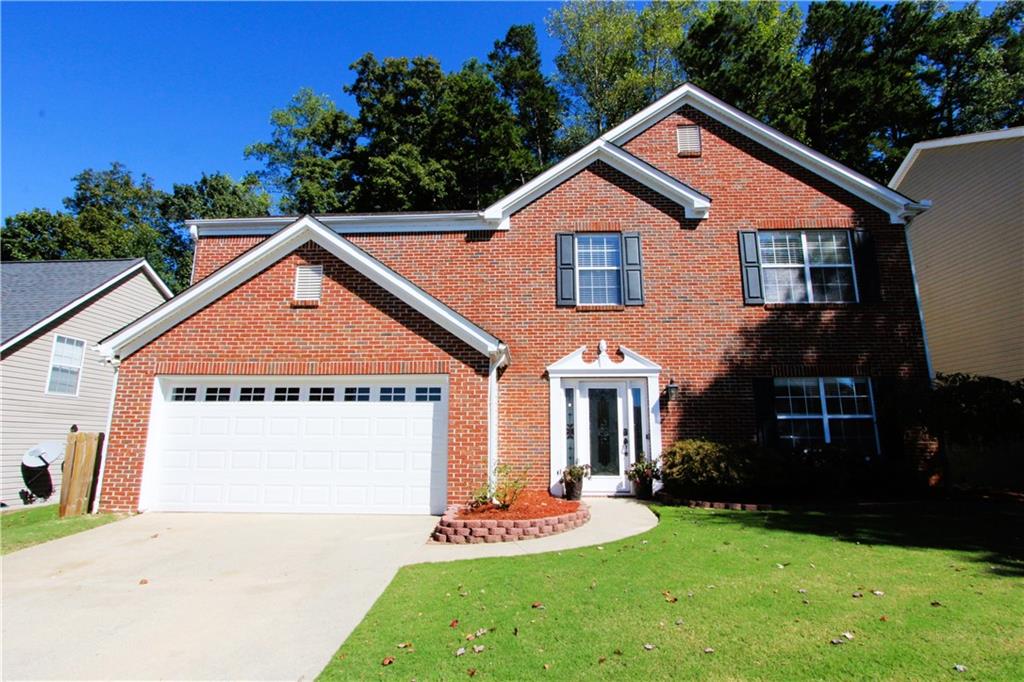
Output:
[
  {"left": 676, "top": 125, "right": 702, "bottom": 157},
  {"left": 556, "top": 232, "right": 645, "bottom": 307},
  {"left": 739, "top": 230, "right": 862, "bottom": 304},
  {"left": 293, "top": 264, "right": 324, "bottom": 301}
]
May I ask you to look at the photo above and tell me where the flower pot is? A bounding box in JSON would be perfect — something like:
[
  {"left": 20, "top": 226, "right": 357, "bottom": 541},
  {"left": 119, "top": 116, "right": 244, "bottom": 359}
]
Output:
[
  {"left": 634, "top": 478, "right": 653, "bottom": 500},
  {"left": 563, "top": 478, "right": 583, "bottom": 500}
]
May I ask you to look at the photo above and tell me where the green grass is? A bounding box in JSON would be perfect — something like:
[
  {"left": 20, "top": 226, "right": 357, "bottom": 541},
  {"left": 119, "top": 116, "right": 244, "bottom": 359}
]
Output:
[
  {"left": 0, "top": 505, "right": 122, "bottom": 554},
  {"left": 322, "top": 502, "right": 1023, "bottom": 681}
]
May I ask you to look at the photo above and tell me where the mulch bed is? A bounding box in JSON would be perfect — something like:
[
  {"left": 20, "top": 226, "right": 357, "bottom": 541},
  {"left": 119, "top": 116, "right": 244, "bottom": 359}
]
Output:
[{"left": 456, "top": 490, "right": 580, "bottom": 520}]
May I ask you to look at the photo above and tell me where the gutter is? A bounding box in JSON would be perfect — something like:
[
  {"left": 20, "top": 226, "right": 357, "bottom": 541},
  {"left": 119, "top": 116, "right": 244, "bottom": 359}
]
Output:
[
  {"left": 487, "top": 344, "right": 511, "bottom": 488},
  {"left": 90, "top": 355, "right": 121, "bottom": 513}
]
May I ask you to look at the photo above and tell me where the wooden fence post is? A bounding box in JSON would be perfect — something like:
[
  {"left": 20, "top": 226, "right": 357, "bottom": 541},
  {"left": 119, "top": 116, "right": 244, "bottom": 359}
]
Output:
[{"left": 59, "top": 432, "right": 102, "bottom": 518}]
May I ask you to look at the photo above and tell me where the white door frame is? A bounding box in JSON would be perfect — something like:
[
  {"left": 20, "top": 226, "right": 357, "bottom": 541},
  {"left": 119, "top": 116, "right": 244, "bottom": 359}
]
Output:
[{"left": 547, "top": 342, "right": 662, "bottom": 497}]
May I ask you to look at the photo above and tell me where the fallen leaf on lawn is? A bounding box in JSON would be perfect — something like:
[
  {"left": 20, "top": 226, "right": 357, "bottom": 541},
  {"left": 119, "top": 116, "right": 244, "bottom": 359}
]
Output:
[
  {"left": 543, "top": 664, "right": 551, "bottom": 670},
  {"left": 872, "top": 590, "right": 885, "bottom": 596},
  {"left": 931, "top": 601, "right": 943, "bottom": 607},
  {"left": 475, "top": 628, "right": 487, "bottom": 638},
  {"left": 513, "top": 627, "right": 519, "bottom": 637},
  {"left": 467, "top": 669, "right": 477, "bottom": 677},
  {"left": 675, "top": 618, "right": 685, "bottom": 626},
  {"left": 450, "top": 619, "right": 459, "bottom": 628},
  {"left": 614, "top": 649, "right": 623, "bottom": 656},
  {"left": 880, "top": 615, "right": 889, "bottom": 622},
  {"left": 776, "top": 563, "right": 786, "bottom": 569},
  {"left": 643, "top": 643, "right": 656, "bottom": 651},
  {"left": 381, "top": 656, "right": 395, "bottom": 666},
  {"left": 662, "top": 590, "right": 678, "bottom": 603},
  {"left": 798, "top": 588, "right": 808, "bottom": 594},
  {"left": 852, "top": 592, "right": 863, "bottom": 598},
  {"left": 473, "top": 645, "right": 485, "bottom": 654},
  {"left": 842, "top": 631, "right": 854, "bottom": 640},
  {"left": 704, "top": 647, "right": 715, "bottom": 654},
  {"left": 598, "top": 656, "right": 607, "bottom": 664},
  {"left": 687, "top": 592, "right": 694, "bottom": 598},
  {"left": 589, "top": 580, "right": 597, "bottom": 590},
  {"left": 138, "top": 579, "right": 149, "bottom": 585},
  {"left": 802, "top": 599, "right": 810, "bottom": 605},
  {"left": 465, "top": 634, "right": 476, "bottom": 641},
  {"left": 597, "top": 546, "right": 604, "bottom": 551},
  {"left": 642, "top": 540, "right": 648, "bottom": 545},
  {"left": 397, "top": 642, "right": 412, "bottom": 649},
  {"left": 954, "top": 664, "right": 967, "bottom": 673},
  {"left": 830, "top": 639, "right": 845, "bottom": 645},
  {"left": 532, "top": 602, "right": 545, "bottom": 609},
  {"left": 455, "top": 647, "right": 466, "bottom": 657}
]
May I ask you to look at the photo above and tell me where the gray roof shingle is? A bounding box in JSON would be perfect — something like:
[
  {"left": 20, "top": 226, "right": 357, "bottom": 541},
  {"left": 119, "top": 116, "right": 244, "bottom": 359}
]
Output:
[{"left": 1, "top": 259, "right": 146, "bottom": 345}]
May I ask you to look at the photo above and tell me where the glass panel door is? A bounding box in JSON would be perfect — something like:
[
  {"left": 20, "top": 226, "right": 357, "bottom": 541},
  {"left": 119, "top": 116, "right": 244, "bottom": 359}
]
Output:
[{"left": 587, "top": 387, "right": 620, "bottom": 476}]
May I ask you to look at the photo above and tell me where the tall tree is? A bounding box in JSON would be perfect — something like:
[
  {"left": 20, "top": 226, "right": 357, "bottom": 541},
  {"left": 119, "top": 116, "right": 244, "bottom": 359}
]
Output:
[
  {"left": 2, "top": 165, "right": 269, "bottom": 291},
  {"left": 488, "top": 24, "right": 562, "bottom": 166},
  {"left": 677, "top": 0, "right": 809, "bottom": 141}
]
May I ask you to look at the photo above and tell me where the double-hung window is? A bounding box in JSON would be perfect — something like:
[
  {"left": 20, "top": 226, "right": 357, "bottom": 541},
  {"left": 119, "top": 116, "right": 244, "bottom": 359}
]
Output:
[
  {"left": 46, "top": 335, "right": 86, "bottom": 395},
  {"left": 773, "top": 377, "right": 878, "bottom": 454},
  {"left": 576, "top": 234, "right": 623, "bottom": 306},
  {"left": 758, "top": 231, "right": 858, "bottom": 303}
]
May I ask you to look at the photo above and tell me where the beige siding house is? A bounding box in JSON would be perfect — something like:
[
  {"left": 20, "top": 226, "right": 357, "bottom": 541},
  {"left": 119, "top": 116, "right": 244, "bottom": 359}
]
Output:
[
  {"left": 890, "top": 128, "right": 1024, "bottom": 381},
  {"left": 1, "top": 259, "right": 171, "bottom": 506}
]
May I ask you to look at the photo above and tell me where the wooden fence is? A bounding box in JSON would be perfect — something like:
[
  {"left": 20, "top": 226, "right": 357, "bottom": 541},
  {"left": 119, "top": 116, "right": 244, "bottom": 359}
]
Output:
[{"left": 59, "top": 432, "right": 104, "bottom": 517}]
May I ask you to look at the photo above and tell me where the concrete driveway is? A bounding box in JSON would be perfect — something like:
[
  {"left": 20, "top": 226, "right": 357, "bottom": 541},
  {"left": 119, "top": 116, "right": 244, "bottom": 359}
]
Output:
[{"left": 1, "top": 513, "right": 437, "bottom": 681}]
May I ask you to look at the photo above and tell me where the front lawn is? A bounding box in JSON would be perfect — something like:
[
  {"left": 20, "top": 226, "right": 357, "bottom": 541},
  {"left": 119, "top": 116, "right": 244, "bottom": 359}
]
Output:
[
  {"left": 0, "top": 505, "right": 122, "bottom": 554},
  {"left": 323, "top": 502, "right": 1023, "bottom": 680}
]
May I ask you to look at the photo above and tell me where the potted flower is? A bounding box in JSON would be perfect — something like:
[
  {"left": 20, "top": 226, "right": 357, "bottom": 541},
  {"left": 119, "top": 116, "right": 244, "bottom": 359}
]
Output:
[
  {"left": 626, "top": 458, "right": 661, "bottom": 500},
  {"left": 559, "top": 464, "right": 591, "bottom": 500}
]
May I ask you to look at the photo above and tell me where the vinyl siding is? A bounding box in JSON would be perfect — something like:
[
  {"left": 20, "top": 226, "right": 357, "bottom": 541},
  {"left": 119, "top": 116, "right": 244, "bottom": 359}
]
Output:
[
  {"left": 896, "top": 136, "right": 1024, "bottom": 381},
  {"left": 1, "top": 272, "right": 167, "bottom": 507}
]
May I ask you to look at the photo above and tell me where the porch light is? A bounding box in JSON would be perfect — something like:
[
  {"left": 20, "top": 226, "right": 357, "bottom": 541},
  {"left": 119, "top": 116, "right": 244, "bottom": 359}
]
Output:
[{"left": 665, "top": 378, "right": 679, "bottom": 401}]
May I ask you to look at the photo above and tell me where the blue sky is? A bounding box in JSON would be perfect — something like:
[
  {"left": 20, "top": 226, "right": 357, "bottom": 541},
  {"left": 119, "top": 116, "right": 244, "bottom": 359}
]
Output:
[{"left": 1, "top": 1, "right": 561, "bottom": 217}]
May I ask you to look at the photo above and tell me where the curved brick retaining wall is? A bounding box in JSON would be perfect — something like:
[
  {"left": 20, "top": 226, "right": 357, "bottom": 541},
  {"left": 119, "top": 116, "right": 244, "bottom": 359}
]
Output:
[{"left": 431, "top": 503, "right": 591, "bottom": 544}]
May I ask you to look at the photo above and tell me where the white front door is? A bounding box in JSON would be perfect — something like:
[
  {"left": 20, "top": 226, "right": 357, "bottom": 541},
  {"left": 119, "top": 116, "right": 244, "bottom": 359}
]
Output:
[{"left": 577, "top": 381, "right": 650, "bottom": 495}]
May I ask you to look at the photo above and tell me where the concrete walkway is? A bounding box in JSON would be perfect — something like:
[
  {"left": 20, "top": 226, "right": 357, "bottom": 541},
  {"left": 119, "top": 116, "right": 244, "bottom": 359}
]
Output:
[
  {"left": 1, "top": 499, "right": 656, "bottom": 681},
  {"left": 414, "top": 497, "right": 658, "bottom": 562}
]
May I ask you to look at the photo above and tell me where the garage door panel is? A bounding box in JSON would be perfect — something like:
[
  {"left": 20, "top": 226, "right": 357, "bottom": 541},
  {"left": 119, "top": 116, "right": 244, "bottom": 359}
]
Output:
[{"left": 144, "top": 377, "right": 448, "bottom": 514}]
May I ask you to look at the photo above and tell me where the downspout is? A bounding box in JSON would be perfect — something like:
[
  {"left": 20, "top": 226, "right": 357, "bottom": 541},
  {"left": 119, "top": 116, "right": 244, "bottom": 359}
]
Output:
[
  {"left": 902, "top": 212, "right": 935, "bottom": 383},
  {"left": 90, "top": 355, "right": 121, "bottom": 513},
  {"left": 487, "top": 344, "right": 510, "bottom": 488}
]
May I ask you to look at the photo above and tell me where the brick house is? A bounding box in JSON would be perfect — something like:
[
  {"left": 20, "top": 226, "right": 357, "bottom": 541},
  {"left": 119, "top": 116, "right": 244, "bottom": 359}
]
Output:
[{"left": 95, "top": 84, "right": 931, "bottom": 515}]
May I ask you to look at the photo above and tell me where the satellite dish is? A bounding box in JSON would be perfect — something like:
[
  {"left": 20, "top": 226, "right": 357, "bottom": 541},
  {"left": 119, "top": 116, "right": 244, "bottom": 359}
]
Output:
[{"left": 21, "top": 441, "right": 64, "bottom": 501}]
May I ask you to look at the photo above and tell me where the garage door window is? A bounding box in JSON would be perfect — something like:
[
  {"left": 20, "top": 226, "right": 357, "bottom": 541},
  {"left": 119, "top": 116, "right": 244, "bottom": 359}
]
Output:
[
  {"left": 416, "top": 386, "right": 442, "bottom": 402},
  {"left": 274, "top": 387, "right": 300, "bottom": 401},
  {"left": 172, "top": 387, "right": 198, "bottom": 401},
  {"left": 309, "top": 387, "right": 335, "bottom": 401},
  {"left": 380, "top": 387, "right": 406, "bottom": 402},
  {"left": 239, "top": 387, "right": 266, "bottom": 401},
  {"left": 344, "top": 387, "right": 370, "bottom": 401},
  {"left": 205, "top": 387, "right": 231, "bottom": 401}
]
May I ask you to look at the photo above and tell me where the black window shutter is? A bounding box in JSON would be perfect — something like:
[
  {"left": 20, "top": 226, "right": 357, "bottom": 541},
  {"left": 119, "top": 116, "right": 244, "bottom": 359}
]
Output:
[
  {"left": 870, "top": 377, "right": 903, "bottom": 459},
  {"left": 852, "top": 229, "right": 881, "bottom": 303},
  {"left": 621, "top": 232, "right": 644, "bottom": 306},
  {"left": 556, "top": 233, "right": 576, "bottom": 306},
  {"left": 738, "top": 231, "right": 764, "bottom": 305},
  {"left": 752, "top": 378, "right": 779, "bottom": 448}
]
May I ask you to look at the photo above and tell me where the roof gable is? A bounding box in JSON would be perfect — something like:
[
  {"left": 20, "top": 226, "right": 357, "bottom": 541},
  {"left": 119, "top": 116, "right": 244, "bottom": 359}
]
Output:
[
  {"left": 600, "top": 83, "right": 927, "bottom": 224},
  {"left": 889, "top": 126, "right": 1024, "bottom": 189},
  {"left": 97, "top": 216, "right": 505, "bottom": 361},
  {"left": 1, "top": 259, "right": 172, "bottom": 351}
]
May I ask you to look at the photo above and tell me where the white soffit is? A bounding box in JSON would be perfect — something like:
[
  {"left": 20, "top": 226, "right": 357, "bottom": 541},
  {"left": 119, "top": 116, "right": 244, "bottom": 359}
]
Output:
[
  {"left": 601, "top": 83, "right": 928, "bottom": 224},
  {"left": 97, "top": 215, "right": 504, "bottom": 360}
]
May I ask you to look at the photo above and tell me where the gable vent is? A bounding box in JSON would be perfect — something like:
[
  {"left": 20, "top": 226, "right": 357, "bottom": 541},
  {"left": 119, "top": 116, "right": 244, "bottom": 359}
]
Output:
[
  {"left": 294, "top": 264, "right": 324, "bottom": 301},
  {"left": 676, "top": 125, "right": 702, "bottom": 157}
]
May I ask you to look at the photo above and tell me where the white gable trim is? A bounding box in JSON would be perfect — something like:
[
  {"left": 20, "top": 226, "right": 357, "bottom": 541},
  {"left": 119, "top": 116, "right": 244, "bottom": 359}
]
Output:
[
  {"left": 546, "top": 340, "right": 662, "bottom": 377},
  {"left": 601, "top": 83, "right": 928, "bottom": 224},
  {"left": 1, "top": 261, "right": 172, "bottom": 354},
  {"left": 889, "top": 126, "right": 1024, "bottom": 189},
  {"left": 96, "top": 216, "right": 504, "bottom": 360},
  {"left": 484, "top": 140, "right": 711, "bottom": 226}
]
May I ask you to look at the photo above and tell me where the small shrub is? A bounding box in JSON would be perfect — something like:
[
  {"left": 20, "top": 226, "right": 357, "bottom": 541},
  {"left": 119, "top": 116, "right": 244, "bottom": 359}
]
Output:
[{"left": 493, "top": 464, "right": 527, "bottom": 510}]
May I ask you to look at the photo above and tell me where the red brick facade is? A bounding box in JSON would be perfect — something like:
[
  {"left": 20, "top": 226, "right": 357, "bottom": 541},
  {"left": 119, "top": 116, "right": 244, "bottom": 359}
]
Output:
[{"left": 100, "top": 104, "right": 928, "bottom": 512}]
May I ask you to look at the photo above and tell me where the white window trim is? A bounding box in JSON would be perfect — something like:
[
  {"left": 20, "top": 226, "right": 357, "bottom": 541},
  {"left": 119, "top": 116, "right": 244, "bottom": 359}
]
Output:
[
  {"left": 759, "top": 230, "right": 859, "bottom": 304},
  {"left": 45, "top": 334, "right": 87, "bottom": 397},
  {"left": 575, "top": 233, "right": 624, "bottom": 307},
  {"left": 774, "top": 377, "right": 880, "bottom": 454}
]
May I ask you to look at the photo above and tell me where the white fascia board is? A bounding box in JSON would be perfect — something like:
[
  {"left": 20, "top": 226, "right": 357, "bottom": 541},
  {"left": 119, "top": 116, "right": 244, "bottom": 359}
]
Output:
[
  {"left": 484, "top": 140, "right": 711, "bottom": 222},
  {"left": 603, "top": 83, "right": 924, "bottom": 224},
  {"left": 97, "top": 216, "right": 501, "bottom": 360},
  {"left": 1, "top": 261, "right": 171, "bottom": 354},
  {"left": 889, "top": 126, "right": 1024, "bottom": 189},
  {"left": 188, "top": 211, "right": 500, "bottom": 237}
]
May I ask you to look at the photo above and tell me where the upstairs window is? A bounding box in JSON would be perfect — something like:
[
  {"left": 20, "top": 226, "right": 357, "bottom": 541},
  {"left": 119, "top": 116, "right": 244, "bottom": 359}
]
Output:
[
  {"left": 576, "top": 234, "right": 623, "bottom": 306},
  {"left": 46, "top": 335, "right": 86, "bottom": 395},
  {"left": 758, "top": 231, "right": 857, "bottom": 303},
  {"left": 294, "top": 264, "right": 323, "bottom": 301}
]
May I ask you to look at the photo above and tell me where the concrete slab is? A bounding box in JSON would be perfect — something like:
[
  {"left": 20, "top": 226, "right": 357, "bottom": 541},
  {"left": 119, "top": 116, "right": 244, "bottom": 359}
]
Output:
[
  {"left": 412, "top": 497, "right": 658, "bottom": 562},
  {"left": 1, "top": 499, "right": 657, "bottom": 681}
]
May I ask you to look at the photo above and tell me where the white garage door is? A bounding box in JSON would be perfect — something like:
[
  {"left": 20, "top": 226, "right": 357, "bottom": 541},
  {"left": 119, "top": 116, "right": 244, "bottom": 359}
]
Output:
[{"left": 140, "top": 377, "right": 448, "bottom": 515}]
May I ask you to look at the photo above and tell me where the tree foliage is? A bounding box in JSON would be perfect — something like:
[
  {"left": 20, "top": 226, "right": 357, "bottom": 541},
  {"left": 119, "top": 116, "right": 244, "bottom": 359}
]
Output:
[{"left": 1, "top": 165, "right": 269, "bottom": 292}]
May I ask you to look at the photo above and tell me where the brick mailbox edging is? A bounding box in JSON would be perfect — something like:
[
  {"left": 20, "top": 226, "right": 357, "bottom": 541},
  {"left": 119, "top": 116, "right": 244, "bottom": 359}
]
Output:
[{"left": 431, "top": 503, "right": 591, "bottom": 544}]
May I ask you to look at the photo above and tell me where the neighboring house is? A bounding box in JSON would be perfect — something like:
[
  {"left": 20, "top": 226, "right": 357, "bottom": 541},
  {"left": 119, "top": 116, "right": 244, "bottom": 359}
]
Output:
[
  {"left": 1, "top": 259, "right": 172, "bottom": 506},
  {"left": 889, "top": 127, "right": 1024, "bottom": 381},
  {"left": 94, "top": 83, "right": 931, "bottom": 516}
]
